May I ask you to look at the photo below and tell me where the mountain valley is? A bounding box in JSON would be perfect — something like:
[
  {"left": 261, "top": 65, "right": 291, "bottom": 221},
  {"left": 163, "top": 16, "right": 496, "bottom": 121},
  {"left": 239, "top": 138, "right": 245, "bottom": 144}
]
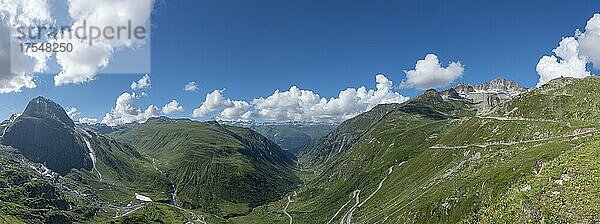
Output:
[{"left": 1, "top": 77, "right": 599, "bottom": 223}]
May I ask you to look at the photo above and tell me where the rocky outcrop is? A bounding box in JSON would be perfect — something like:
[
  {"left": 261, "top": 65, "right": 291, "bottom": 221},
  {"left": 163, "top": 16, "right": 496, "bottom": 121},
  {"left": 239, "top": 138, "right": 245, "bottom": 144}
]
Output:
[
  {"left": 449, "top": 78, "right": 526, "bottom": 114},
  {"left": 454, "top": 77, "right": 526, "bottom": 96}
]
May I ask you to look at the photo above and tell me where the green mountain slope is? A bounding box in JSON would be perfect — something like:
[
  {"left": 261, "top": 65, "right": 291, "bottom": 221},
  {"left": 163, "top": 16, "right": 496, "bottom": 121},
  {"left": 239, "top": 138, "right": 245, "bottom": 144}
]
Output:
[
  {"left": 299, "top": 103, "right": 403, "bottom": 168},
  {"left": 234, "top": 79, "right": 599, "bottom": 223},
  {"left": 64, "top": 129, "right": 172, "bottom": 208},
  {"left": 299, "top": 89, "right": 475, "bottom": 168},
  {"left": 110, "top": 117, "right": 302, "bottom": 218},
  {"left": 0, "top": 97, "right": 308, "bottom": 223},
  {"left": 490, "top": 76, "right": 600, "bottom": 123},
  {"left": 479, "top": 135, "right": 600, "bottom": 223}
]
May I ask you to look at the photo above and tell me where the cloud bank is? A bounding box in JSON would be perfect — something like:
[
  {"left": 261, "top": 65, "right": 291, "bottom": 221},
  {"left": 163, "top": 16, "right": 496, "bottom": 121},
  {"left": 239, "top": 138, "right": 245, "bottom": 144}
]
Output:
[
  {"left": 192, "top": 74, "right": 409, "bottom": 122},
  {"left": 536, "top": 14, "right": 600, "bottom": 86}
]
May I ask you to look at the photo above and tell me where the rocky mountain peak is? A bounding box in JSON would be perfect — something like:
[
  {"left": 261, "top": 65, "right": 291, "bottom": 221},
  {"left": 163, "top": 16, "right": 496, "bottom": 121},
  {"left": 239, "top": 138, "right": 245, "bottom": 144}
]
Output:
[
  {"left": 478, "top": 77, "right": 527, "bottom": 93},
  {"left": 454, "top": 77, "right": 526, "bottom": 96},
  {"left": 441, "top": 88, "right": 462, "bottom": 99},
  {"left": 448, "top": 77, "right": 527, "bottom": 114},
  {"left": 23, "top": 96, "right": 75, "bottom": 128},
  {"left": 418, "top": 89, "right": 443, "bottom": 100},
  {"left": 2, "top": 97, "right": 90, "bottom": 175}
]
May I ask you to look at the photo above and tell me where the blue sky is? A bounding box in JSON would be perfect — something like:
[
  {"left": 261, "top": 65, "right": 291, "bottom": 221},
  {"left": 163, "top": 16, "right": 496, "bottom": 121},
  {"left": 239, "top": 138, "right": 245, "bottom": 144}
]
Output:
[{"left": 1, "top": 0, "right": 599, "bottom": 122}]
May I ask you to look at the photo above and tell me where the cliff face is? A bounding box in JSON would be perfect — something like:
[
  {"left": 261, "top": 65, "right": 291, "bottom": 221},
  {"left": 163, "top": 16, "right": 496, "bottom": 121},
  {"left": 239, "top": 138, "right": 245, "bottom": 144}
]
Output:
[
  {"left": 1, "top": 97, "right": 91, "bottom": 175},
  {"left": 467, "top": 92, "right": 512, "bottom": 112},
  {"left": 450, "top": 78, "right": 526, "bottom": 114}
]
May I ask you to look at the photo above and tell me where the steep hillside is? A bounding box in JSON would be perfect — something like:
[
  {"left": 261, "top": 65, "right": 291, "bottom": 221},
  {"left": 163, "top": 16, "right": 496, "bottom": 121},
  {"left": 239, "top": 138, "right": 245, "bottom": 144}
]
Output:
[
  {"left": 63, "top": 128, "right": 171, "bottom": 208},
  {"left": 234, "top": 78, "right": 599, "bottom": 223},
  {"left": 490, "top": 76, "right": 600, "bottom": 123},
  {"left": 300, "top": 89, "right": 475, "bottom": 168},
  {"left": 299, "top": 103, "right": 403, "bottom": 167},
  {"left": 479, "top": 134, "right": 600, "bottom": 223},
  {"left": 111, "top": 117, "right": 302, "bottom": 218}
]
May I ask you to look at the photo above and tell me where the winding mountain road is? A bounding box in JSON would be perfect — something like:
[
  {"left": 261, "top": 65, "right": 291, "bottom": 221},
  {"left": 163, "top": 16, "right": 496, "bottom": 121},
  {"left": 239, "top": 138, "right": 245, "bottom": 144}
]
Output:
[
  {"left": 332, "top": 162, "right": 406, "bottom": 224},
  {"left": 283, "top": 195, "right": 293, "bottom": 224},
  {"left": 339, "top": 190, "right": 361, "bottom": 224},
  {"left": 114, "top": 203, "right": 146, "bottom": 218},
  {"left": 431, "top": 128, "right": 595, "bottom": 149},
  {"left": 113, "top": 200, "right": 206, "bottom": 223},
  {"left": 282, "top": 191, "right": 299, "bottom": 224},
  {"left": 477, "top": 116, "right": 560, "bottom": 123},
  {"left": 328, "top": 193, "right": 354, "bottom": 224}
]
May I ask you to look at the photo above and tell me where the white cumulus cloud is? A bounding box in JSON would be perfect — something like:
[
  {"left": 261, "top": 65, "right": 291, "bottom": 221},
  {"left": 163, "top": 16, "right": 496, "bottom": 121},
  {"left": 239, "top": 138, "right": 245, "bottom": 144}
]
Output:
[
  {"left": 0, "top": 0, "right": 52, "bottom": 93},
  {"left": 536, "top": 14, "right": 600, "bottom": 86},
  {"left": 54, "top": 0, "right": 154, "bottom": 86},
  {"left": 184, "top": 81, "right": 199, "bottom": 92},
  {"left": 131, "top": 74, "right": 151, "bottom": 90},
  {"left": 101, "top": 92, "right": 159, "bottom": 126},
  {"left": 53, "top": 40, "right": 111, "bottom": 85},
  {"left": 579, "top": 14, "right": 600, "bottom": 69},
  {"left": 162, "top": 100, "right": 184, "bottom": 114},
  {"left": 401, "top": 54, "right": 464, "bottom": 89},
  {"left": 219, "top": 101, "right": 252, "bottom": 121},
  {"left": 192, "top": 90, "right": 251, "bottom": 120},
  {"left": 192, "top": 74, "right": 409, "bottom": 122},
  {"left": 536, "top": 37, "right": 590, "bottom": 86},
  {"left": 65, "top": 106, "right": 98, "bottom": 124}
]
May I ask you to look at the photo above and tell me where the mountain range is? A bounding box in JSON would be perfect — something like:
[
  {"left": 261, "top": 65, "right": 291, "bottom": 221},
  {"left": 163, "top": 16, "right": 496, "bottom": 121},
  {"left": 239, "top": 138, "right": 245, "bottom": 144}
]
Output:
[{"left": 1, "top": 77, "right": 599, "bottom": 223}]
